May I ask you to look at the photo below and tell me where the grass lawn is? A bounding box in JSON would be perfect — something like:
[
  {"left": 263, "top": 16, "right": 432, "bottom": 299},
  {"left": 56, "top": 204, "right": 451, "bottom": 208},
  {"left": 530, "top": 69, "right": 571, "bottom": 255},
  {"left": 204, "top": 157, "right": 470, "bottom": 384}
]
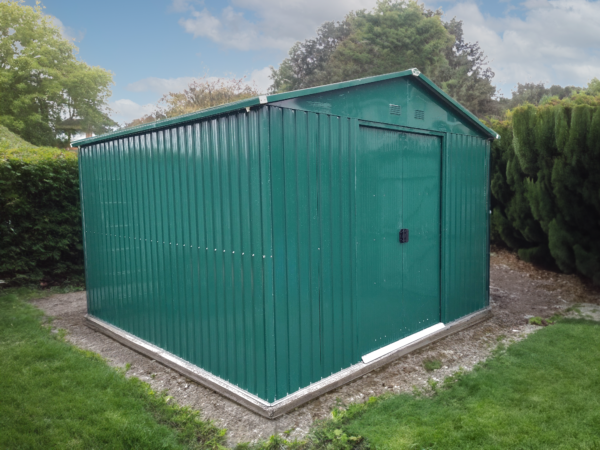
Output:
[
  {"left": 0, "top": 288, "right": 226, "bottom": 449},
  {"left": 339, "top": 319, "right": 600, "bottom": 450}
]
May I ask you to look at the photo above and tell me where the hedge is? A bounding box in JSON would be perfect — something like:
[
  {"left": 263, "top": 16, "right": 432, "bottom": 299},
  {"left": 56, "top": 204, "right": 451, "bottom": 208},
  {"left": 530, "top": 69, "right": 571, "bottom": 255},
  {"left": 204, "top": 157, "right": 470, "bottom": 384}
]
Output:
[
  {"left": 489, "top": 93, "right": 600, "bottom": 284},
  {"left": 0, "top": 147, "right": 84, "bottom": 286}
]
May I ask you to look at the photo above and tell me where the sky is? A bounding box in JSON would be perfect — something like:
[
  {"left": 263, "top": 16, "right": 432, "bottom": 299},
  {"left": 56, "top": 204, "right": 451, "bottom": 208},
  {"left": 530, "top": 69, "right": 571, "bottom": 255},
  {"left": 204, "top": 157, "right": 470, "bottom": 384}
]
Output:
[{"left": 29, "top": 0, "right": 600, "bottom": 126}]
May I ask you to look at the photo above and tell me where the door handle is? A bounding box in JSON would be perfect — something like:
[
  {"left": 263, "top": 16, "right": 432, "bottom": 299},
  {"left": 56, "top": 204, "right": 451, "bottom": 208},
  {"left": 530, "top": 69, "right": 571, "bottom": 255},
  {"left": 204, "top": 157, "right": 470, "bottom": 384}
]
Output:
[{"left": 399, "top": 229, "right": 409, "bottom": 243}]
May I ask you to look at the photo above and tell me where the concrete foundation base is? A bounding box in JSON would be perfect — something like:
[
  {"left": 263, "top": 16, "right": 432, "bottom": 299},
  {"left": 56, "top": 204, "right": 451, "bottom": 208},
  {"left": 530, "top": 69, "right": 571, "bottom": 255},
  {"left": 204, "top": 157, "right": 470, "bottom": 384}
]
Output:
[{"left": 85, "top": 307, "right": 492, "bottom": 419}]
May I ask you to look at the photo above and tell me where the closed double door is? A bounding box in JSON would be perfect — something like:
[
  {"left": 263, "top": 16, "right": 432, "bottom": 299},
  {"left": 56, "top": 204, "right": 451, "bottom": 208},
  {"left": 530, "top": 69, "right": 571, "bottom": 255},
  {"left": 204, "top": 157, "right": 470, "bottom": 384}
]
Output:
[{"left": 357, "top": 126, "right": 442, "bottom": 355}]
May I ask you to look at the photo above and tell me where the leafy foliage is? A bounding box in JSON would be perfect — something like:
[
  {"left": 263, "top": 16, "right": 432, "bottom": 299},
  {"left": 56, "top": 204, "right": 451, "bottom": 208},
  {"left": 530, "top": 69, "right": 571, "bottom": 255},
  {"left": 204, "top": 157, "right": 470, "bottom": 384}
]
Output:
[
  {"left": 498, "top": 82, "right": 582, "bottom": 112},
  {"left": 270, "top": 0, "right": 499, "bottom": 117},
  {"left": 0, "top": 123, "right": 36, "bottom": 149},
  {"left": 0, "top": 147, "right": 83, "bottom": 285},
  {"left": 125, "top": 77, "right": 259, "bottom": 128},
  {"left": 235, "top": 398, "right": 375, "bottom": 450},
  {"left": 320, "top": 2, "right": 453, "bottom": 87},
  {"left": 489, "top": 94, "right": 600, "bottom": 283},
  {"left": 587, "top": 78, "right": 600, "bottom": 96},
  {"left": 0, "top": 1, "right": 116, "bottom": 146},
  {"left": 438, "top": 18, "right": 499, "bottom": 117}
]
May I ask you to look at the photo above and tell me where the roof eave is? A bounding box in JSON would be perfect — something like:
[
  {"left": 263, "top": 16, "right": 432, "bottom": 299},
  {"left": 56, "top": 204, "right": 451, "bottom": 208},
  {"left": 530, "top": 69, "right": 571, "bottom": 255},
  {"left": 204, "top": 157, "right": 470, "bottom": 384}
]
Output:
[
  {"left": 265, "top": 69, "right": 416, "bottom": 103},
  {"left": 71, "top": 97, "right": 262, "bottom": 147},
  {"left": 72, "top": 68, "right": 498, "bottom": 147},
  {"left": 412, "top": 71, "right": 499, "bottom": 140}
]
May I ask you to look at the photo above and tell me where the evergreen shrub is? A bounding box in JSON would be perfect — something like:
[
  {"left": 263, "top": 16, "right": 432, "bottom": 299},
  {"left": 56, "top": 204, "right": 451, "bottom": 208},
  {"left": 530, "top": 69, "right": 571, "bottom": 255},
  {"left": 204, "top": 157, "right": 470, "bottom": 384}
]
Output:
[
  {"left": 489, "top": 94, "right": 600, "bottom": 283},
  {"left": 0, "top": 147, "right": 83, "bottom": 285}
]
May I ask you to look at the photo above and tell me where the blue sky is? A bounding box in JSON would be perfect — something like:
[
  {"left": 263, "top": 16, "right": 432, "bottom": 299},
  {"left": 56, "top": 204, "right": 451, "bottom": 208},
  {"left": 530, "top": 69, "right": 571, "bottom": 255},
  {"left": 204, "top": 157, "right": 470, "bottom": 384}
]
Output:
[{"left": 31, "top": 0, "right": 600, "bottom": 125}]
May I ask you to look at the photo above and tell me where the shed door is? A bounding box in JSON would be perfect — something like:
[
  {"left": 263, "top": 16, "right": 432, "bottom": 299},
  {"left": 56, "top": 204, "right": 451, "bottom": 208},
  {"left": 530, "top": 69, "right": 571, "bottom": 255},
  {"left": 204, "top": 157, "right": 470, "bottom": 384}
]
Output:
[{"left": 356, "top": 126, "right": 441, "bottom": 356}]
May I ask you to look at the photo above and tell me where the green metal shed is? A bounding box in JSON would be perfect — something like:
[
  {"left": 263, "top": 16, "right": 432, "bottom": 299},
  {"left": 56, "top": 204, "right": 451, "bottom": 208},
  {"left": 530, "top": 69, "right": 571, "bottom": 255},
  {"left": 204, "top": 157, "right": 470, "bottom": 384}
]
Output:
[{"left": 73, "top": 68, "right": 497, "bottom": 418}]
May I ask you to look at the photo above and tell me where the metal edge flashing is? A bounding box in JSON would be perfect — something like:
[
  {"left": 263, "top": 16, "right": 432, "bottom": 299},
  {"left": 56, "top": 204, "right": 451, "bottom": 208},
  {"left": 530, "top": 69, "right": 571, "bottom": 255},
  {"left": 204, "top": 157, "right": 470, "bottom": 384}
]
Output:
[
  {"left": 265, "top": 69, "right": 414, "bottom": 103},
  {"left": 72, "top": 67, "right": 498, "bottom": 148},
  {"left": 71, "top": 97, "right": 262, "bottom": 147},
  {"left": 85, "top": 307, "right": 492, "bottom": 419},
  {"left": 412, "top": 73, "right": 499, "bottom": 140}
]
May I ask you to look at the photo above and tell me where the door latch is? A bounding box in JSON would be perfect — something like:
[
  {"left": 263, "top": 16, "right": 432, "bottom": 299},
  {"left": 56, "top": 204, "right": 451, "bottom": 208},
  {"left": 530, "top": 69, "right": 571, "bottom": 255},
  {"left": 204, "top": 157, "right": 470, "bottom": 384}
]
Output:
[{"left": 399, "top": 229, "right": 409, "bottom": 243}]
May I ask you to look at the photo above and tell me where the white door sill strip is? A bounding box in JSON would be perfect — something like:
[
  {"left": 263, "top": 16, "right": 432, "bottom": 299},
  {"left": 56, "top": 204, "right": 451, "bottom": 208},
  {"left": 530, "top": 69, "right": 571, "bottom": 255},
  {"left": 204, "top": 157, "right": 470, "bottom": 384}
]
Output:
[{"left": 362, "top": 322, "right": 446, "bottom": 364}]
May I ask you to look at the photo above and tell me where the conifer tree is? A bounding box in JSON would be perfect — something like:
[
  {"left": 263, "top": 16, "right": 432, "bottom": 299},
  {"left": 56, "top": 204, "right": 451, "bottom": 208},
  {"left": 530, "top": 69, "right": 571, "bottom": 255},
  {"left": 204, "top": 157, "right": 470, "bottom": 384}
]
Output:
[{"left": 491, "top": 95, "right": 600, "bottom": 283}]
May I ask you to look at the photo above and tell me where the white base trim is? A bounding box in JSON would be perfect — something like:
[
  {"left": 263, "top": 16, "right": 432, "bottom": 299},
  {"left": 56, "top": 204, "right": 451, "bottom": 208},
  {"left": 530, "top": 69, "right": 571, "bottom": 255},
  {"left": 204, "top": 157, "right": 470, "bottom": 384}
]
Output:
[
  {"left": 85, "top": 307, "right": 491, "bottom": 418},
  {"left": 362, "top": 322, "right": 446, "bottom": 363}
]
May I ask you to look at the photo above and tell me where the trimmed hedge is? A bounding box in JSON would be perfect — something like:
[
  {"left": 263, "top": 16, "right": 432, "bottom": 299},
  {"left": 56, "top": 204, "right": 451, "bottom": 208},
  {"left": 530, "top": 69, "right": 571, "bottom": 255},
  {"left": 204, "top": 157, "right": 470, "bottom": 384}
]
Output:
[
  {"left": 0, "top": 147, "right": 83, "bottom": 286},
  {"left": 0, "top": 124, "right": 37, "bottom": 149},
  {"left": 489, "top": 93, "right": 600, "bottom": 284}
]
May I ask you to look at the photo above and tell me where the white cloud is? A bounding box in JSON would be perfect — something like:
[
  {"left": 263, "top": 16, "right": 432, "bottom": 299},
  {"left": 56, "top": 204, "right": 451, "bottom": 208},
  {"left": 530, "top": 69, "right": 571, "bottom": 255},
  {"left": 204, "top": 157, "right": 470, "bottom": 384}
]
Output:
[
  {"left": 249, "top": 66, "right": 272, "bottom": 93},
  {"left": 170, "top": 0, "right": 200, "bottom": 12},
  {"left": 445, "top": 0, "right": 600, "bottom": 93},
  {"left": 110, "top": 68, "right": 271, "bottom": 127},
  {"left": 110, "top": 99, "right": 155, "bottom": 125},
  {"left": 176, "top": 0, "right": 378, "bottom": 50},
  {"left": 174, "top": 0, "right": 600, "bottom": 92},
  {"left": 50, "top": 16, "right": 85, "bottom": 42},
  {"left": 126, "top": 77, "right": 197, "bottom": 95},
  {"left": 126, "top": 67, "right": 273, "bottom": 97}
]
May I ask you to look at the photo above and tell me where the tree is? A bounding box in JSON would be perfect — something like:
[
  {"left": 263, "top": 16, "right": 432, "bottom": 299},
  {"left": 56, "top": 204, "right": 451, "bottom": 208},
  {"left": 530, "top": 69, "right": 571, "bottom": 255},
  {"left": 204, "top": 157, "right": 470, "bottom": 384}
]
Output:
[
  {"left": 490, "top": 94, "right": 600, "bottom": 283},
  {"left": 125, "top": 77, "right": 259, "bottom": 128},
  {"left": 498, "top": 82, "right": 581, "bottom": 112},
  {"left": 269, "top": 20, "right": 352, "bottom": 93},
  {"left": 270, "top": 0, "right": 499, "bottom": 117},
  {"left": 0, "top": 1, "right": 116, "bottom": 146},
  {"left": 586, "top": 77, "right": 600, "bottom": 96},
  {"left": 323, "top": 2, "right": 452, "bottom": 84},
  {"left": 439, "top": 18, "right": 499, "bottom": 117}
]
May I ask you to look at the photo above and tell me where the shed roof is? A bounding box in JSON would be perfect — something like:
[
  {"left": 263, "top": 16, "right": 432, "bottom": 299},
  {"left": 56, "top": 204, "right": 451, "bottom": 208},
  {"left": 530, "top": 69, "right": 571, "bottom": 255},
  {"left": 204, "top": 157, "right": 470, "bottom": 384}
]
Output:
[{"left": 72, "top": 68, "right": 498, "bottom": 147}]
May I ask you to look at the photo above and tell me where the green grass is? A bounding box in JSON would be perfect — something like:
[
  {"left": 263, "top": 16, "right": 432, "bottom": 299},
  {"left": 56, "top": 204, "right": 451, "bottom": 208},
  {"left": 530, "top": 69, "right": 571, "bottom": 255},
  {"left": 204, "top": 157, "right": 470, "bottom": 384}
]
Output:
[
  {"left": 0, "top": 288, "right": 226, "bottom": 449},
  {"left": 422, "top": 359, "right": 442, "bottom": 372},
  {"left": 338, "top": 319, "right": 600, "bottom": 449}
]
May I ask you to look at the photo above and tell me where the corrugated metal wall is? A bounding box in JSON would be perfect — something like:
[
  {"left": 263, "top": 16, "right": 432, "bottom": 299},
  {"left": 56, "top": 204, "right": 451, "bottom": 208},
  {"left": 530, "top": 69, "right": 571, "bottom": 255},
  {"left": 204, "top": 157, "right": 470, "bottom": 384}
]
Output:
[
  {"left": 80, "top": 106, "right": 359, "bottom": 402},
  {"left": 79, "top": 106, "right": 489, "bottom": 403},
  {"left": 80, "top": 108, "right": 277, "bottom": 401},
  {"left": 268, "top": 107, "right": 357, "bottom": 400},
  {"left": 442, "top": 134, "right": 490, "bottom": 323}
]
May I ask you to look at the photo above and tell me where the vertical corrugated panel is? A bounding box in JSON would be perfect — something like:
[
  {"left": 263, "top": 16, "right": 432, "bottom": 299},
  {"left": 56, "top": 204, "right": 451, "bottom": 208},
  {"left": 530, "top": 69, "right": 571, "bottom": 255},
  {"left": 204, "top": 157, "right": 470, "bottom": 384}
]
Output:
[
  {"left": 318, "top": 113, "right": 333, "bottom": 379},
  {"left": 442, "top": 134, "right": 490, "bottom": 323},
  {"left": 258, "top": 106, "right": 276, "bottom": 402},
  {"left": 268, "top": 107, "right": 357, "bottom": 400},
  {"left": 157, "top": 131, "right": 170, "bottom": 350},
  {"left": 98, "top": 142, "right": 113, "bottom": 325},
  {"left": 308, "top": 113, "right": 323, "bottom": 383},
  {"left": 79, "top": 109, "right": 276, "bottom": 401}
]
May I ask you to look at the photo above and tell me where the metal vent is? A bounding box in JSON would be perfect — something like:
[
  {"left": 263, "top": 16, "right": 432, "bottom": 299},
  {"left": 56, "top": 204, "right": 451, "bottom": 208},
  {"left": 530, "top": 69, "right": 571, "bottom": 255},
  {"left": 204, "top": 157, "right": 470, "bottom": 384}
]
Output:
[
  {"left": 389, "top": 104, "right": 402, "bottom": 115},
  {"left": 414, "top": 110, "right": 425, "bottom": 120}
]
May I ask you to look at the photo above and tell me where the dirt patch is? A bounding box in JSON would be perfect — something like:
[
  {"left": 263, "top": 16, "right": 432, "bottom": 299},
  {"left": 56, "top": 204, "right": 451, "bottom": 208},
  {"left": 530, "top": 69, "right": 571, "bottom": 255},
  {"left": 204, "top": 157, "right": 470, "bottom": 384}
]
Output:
[{"left": 30, "top": 248, "right": 600, "bottom": 446}]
